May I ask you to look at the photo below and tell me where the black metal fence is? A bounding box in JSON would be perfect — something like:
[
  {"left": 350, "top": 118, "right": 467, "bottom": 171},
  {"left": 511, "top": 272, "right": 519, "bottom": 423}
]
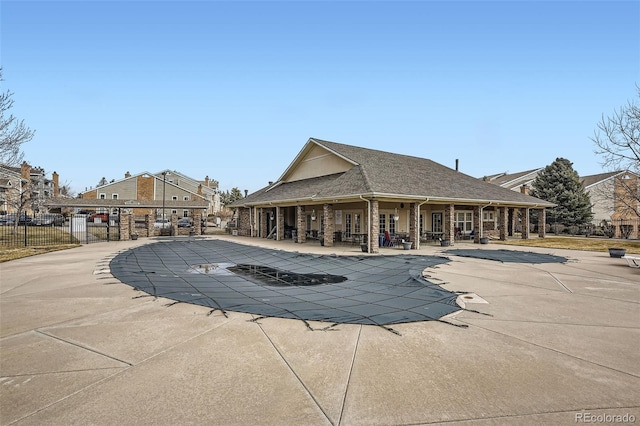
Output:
[{"left": 0, "top": 214, "right": 120, "bottom": 247}]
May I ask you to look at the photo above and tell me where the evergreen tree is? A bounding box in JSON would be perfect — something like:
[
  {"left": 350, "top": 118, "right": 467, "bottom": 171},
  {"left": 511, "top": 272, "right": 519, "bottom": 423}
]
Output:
[
  {"left": 530, "top": 158, "right": 593, "bottom": 227},
  {"left": 220, "top": 187, "right": 244, "bottom": 207}
]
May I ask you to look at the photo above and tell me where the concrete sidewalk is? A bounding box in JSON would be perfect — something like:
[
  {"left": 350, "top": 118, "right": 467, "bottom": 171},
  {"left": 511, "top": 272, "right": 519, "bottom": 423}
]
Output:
[{"left": 1, "top": 235, "right": 639, "bottom": 425}]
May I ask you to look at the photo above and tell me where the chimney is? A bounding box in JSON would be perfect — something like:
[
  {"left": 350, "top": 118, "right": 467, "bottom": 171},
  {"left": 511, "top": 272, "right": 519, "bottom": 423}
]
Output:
[
  {"left": 125, "top": 171, "right": 131, "bottom": 178},
  {"left": 455, "top": 159, "right": 459, "bottom": 172},
  {"left": 520, "top": 184, "right": 529, "bottom": 195},
  {"left": 198, "top": 184, "right": 203, "bottom": 195},
  {"left": 52, "top": 171, "right": 60, "bottom": 198},
  {"left": 204, "top": 175, "right": 210, "bottom": 187},
  {"left": 244, "top": 189, "right": 248, "bottom": 198}
]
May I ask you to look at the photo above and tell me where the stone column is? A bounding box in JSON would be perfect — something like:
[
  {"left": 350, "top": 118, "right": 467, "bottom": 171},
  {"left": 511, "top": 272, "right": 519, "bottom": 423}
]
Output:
[
  {"left": 511, "top": 208, "right": 519, "bottom": 236},
  {"left": 260, "top": 208, "right": 267, "bottom": 238},
  {"left": 129, "top": 214, "right": 136, "bottom": 238},
  {"left": 409, "top": 203, "right": 419, "bottom": 249},
  {"left": 296, "top": 205, "right": 306, "bottom": 243},
  {"left": 538, "top": 208, "right": 546, "bottom": 238},
  {"left": 192, "top": 211, "right": 202, "bottom": 235},
  {"left": 499, "top": 207, "right": 508, "bottom": 240},
  {"left": 171, "top": 213, "right": 178, "bottom": 236},
  {"left": 444, "top": 204, "right": 455, "bottom": 243},
  {"left": 119, "top": 213, "right": 130, "bottom": 240},
  {"left": 521, "top": 208, "right": 530, "bottom": 239},
  {"left": 473, "top": 206, "right": 481, "bottom": 243},
  {"left": 277, "top": 206, "right": 284, "bottom": 241},
  {"left": 145, "top": 214, "right": 153, "bottom": 237},
  {"left": 323, "top": 203, "right": 334, "bottom": 247},
  {"left": 370, "top": 199, "right": 379, "bottom": 253}
]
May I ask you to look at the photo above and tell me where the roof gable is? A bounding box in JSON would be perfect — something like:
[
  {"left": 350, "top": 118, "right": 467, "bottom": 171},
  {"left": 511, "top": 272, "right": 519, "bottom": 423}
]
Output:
[{"left": 278, "top": 139, "right": 356, "bottom": 183}]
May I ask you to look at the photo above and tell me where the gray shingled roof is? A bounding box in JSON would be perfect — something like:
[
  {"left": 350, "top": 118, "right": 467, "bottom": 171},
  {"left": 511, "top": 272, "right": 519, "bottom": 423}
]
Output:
[
  {"left": 483, "top": 169, "right": 542, "bottom": 189},
  {"left": 235, "top": 138, "right": 554, "bottom": 207},
  {"left": 580, "top": 171, "right": 621, "bottom": 188}
]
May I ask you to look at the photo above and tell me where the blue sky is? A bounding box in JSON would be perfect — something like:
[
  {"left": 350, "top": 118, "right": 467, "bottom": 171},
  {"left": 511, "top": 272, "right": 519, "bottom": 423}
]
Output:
[{"left": 2, "top": 0, "right": 638, "bottom": 195}]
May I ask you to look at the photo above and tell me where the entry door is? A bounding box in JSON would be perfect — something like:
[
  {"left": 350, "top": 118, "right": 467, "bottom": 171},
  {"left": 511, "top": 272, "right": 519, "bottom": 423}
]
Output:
[{"left": 432, "top": 212, "right": 443, "bottom": 232}]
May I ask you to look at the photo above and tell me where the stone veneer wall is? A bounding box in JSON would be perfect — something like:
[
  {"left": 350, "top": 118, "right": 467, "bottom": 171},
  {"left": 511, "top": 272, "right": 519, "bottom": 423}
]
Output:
[
  {"left": 237, "top": 208, "right": 251, "bottom": 236},
  {"left": 323, "top": 204, "right": 334, "bottom": 247},
  {"left": 499, "top": 207, "right": 508, "bottom": 240},
  {"left": 277, "top": 206, "right": 285, "bottom": 241},
  {"left": 409, "top": 203, "right": 419, "bottom": 249},
  {"left": 473, "top": 206, "right": 481, "bottom": 243},
  {"left": 296, "top": 205, "right": 306, "bottom": 243},
  {"left": 118, "top": 213, "right": 132, "bottom": 240},
  {"left": 370, "top": 200, "right": 379, "bottom": 253},
  {"left": 444, "top": 204, "right": 455, "bottom": 242},
  {"left": 538, "top": 209, "right": 546, "bottom": 238},
  {"left": 511, "top": 208, "right": 519, "bottom": 235},
  {"left": 521, "top": 208, "right": 530, "bottom": 239}
]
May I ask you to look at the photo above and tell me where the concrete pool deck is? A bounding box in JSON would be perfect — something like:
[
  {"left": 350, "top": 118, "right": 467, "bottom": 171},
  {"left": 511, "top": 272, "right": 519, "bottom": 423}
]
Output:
[{"left": 1, "top": 235, "right": 639, "bottom": 425}]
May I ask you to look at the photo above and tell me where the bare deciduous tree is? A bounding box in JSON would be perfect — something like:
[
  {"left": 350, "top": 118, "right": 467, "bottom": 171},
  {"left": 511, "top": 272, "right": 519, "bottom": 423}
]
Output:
[
  {"left": 0, "top": 68, "right": 35, "bottom": 166},
  {"left": 592, "top": 89, "right": 640, "bottom": 235},
  {"left": 593, "top": 88, "right": 640, "bottom": 174}
]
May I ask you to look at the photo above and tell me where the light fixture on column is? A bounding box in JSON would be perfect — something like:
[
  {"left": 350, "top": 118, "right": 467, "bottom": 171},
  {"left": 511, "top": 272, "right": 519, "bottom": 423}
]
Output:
[
  {"left": 393, "top": 208, "right": 399, "bottom": 222},
  {"left": 311, "top": 209, "right": 316, "bottom": 221}
]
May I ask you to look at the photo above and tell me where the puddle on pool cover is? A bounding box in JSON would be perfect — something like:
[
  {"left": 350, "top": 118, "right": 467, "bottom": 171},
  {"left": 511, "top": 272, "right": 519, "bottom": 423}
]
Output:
[{"left": 228, "top": 264, "right": 347, "bottom": 286}]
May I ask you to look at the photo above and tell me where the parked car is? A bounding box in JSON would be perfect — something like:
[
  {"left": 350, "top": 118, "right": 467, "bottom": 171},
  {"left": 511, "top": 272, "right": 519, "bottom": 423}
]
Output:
[
  {"left": 154, "top": 218, "right": 171, "bottom": 228},
  {"left": 17, "top": 214, "right": 32, "bottom": 226},
  {"left": 89, "top": 213, "right": 109, "bottom": 222},
  {"left": 177, "top": 218, "right": 192, "bottom": 228},
  {"left": 0, "top": 214, "right": 16, "bottom": 226},
  {"left": 31, "top": 214, "right": 65, "bottom": 226}
]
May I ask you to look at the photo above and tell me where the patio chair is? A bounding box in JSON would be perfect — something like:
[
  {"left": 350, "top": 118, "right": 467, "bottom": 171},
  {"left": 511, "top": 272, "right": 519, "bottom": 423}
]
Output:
[{"left": 384, "top": 231, "right": 394, "bottom": 247}]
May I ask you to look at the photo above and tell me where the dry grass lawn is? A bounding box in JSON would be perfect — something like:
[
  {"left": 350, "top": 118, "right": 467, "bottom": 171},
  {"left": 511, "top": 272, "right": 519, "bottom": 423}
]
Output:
[
  {"left": 0, "top": 245, "right": 80, "bottom": 262},
  {"left": 495, "top": 236, "right": 640, "bottom": 255}
]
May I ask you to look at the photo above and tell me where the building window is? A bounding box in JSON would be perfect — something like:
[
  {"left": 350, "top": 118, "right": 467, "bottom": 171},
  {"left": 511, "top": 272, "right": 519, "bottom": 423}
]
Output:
[
  {"left": 354, "top": 213, "right": 361, "bottom": 234},
  {"left": 389, "top": 214, "right": 396, "bottom": 234},
  {"left": 455, "top": 211, "right": 473, "bottom": 232},
  {"left": 183, "top": 196, "right": 189, "bottom": 201},
  {"left": 183, "top": 210, "right": 189, "bottom": 217},
  {"left": 379, "top": 214, "right": 386, "bottom": 234},
  {"left": 99, "top": 193, "right": 106, "bottom": 199},
  {"left": 306, "top": 215, "right": 312, "bottom": 232},
  {"left": 171, "top": 209, "right": 177, "bottom": 214},
  {"left": 345, "top": 213, "right": 352, "bottom": 238},
  {"left": 172, "top": 196, "right": 178, "bottom": 201},
  {"left": 483, "top": 211, "right": 494, "bottom": 221},
  {"left": 112, "top": 194, "right": 118, "bottom": 200},
  {"left": 432, "top": 212, "right": 443, "bottom": 233}
]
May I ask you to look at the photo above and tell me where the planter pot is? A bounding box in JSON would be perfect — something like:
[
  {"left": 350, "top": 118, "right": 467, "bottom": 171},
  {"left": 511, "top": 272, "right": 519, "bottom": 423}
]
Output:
[
  {"left": 360, "top": 243, "right": 368, "bottom": 252},
  {"left": 402, "top": 241, "right": 412, "bottom": 250},
  {"left": 130, "top": 234, "right": 138, "bottom": 240},
  {"left": 480, "top": 237, "right": 489, "bottom": 244},
  {"left": 440, "top": 240, "right": 451, "bottom": 247},
  {"left": 608, "top": 248, "right": 627, "bottom": 258}
]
